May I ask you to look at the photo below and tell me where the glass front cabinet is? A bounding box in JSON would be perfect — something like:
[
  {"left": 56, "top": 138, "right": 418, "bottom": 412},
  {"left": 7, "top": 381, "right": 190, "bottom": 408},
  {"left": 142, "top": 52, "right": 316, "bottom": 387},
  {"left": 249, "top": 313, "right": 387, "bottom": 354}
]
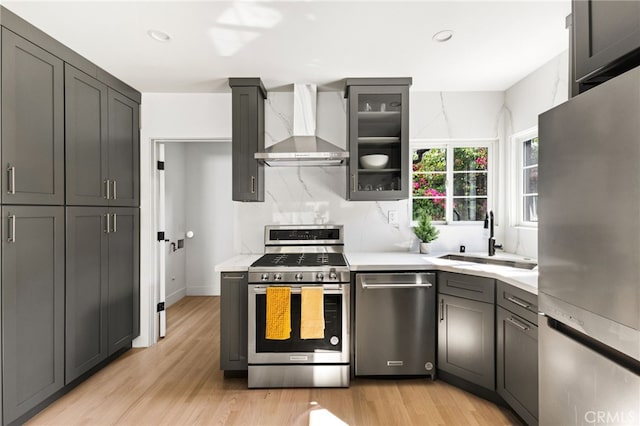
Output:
[{"left": 345, "top": 78, "right": 411, "bottom": 200}]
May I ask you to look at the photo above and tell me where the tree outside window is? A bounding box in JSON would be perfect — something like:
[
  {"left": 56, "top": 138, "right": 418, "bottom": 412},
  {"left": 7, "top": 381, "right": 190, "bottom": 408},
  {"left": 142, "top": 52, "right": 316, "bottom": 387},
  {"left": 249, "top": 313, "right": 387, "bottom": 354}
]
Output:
[{"left": 412, "top": 144, "right": 490, "bottom": 222}]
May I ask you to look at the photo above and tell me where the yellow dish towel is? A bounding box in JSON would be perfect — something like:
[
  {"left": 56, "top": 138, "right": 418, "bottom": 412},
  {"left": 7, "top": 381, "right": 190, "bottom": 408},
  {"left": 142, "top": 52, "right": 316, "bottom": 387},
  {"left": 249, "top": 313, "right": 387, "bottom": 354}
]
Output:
[
  {"left": 265, "top": 287, "right": 291, "bottom": 340},
  {"left": 300, "top": 287, "right": 325, "bottom": 339}
]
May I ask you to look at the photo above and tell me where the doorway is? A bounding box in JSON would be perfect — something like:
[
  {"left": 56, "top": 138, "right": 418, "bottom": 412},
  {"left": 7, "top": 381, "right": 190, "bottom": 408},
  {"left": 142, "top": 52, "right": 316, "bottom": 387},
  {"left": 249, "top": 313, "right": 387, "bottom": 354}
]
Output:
[{"left": 153, "top": 139, "right": 233, "bottom": 338}]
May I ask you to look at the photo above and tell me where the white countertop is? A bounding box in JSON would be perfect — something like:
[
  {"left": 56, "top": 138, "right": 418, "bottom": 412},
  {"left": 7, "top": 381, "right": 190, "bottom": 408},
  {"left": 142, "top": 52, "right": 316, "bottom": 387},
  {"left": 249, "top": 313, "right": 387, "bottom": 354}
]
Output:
[
  {"left": 346, "top": 251, "right": 538, "bottom": 295},
  {"left": 214, "top": 254, "right": 262, "bottom": 272},
  {"left": 215, "top": 251, "right": 538, "bottom": 295}
]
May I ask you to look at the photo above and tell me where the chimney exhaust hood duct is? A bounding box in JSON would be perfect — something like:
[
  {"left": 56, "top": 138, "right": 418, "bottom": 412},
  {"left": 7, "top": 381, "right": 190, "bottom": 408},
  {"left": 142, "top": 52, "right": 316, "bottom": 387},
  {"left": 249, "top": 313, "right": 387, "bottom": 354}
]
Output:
[{"left": 254, "top": 83, "right": 349, "bottom": 166}]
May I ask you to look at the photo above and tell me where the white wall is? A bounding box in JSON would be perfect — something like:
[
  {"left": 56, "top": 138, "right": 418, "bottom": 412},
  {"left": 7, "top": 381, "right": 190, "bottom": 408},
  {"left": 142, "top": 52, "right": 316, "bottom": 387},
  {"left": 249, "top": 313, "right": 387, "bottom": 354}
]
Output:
[
  {"left": 164, "top": 143, "right": 187, "bottom": 306},
  {"left": 136, "top": 93, "right": 232, "bottom": 347},
  {"left": 234, "top": 91, "right": 505, "bottom": 255},
  {"left": 502, "top": 51, "right": 569, "bottom": 258},
  {"left": 137, "top": 62, "right": 567, "bottom": 345},
  {"left": 185, "top": 142, "right": 233, "bottom": 296}
]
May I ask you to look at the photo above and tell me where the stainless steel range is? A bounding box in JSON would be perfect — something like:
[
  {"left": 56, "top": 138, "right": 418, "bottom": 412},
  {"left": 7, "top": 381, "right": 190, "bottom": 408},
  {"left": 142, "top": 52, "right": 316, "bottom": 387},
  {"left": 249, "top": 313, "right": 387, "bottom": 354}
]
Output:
[{"left": 247, "top": 225, "right": 350, "bottom": 388}]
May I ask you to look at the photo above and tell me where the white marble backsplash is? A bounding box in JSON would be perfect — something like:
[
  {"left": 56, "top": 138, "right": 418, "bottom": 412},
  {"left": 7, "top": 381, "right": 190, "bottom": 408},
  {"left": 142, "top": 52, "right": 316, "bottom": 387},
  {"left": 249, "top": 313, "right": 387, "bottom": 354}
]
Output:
[
  {"left": 235, "top": 88, "right": 505, "bottom": 254},
  {"left": 235, "top": 52, "right": 567, "bottom": 255}
]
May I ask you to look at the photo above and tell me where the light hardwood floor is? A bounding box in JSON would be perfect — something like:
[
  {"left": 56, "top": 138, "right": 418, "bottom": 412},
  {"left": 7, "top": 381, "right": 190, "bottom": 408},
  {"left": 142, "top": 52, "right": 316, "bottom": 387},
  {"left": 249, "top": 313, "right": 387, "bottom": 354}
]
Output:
[{"left": 27, "top": 296, "right": 522, "bottom": 426}]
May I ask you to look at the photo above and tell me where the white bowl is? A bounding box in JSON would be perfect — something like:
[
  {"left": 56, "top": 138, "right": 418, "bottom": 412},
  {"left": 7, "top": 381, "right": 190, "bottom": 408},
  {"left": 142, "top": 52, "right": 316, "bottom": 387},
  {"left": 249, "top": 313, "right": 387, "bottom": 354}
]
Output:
[{"left": 360, "top": 154, "right": 389, "bottom": 169}]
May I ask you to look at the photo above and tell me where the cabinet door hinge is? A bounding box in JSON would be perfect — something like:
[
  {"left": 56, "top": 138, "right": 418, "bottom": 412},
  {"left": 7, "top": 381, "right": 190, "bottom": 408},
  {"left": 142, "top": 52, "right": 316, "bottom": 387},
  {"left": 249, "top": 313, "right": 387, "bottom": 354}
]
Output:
[
  {"left": 157, "top": 302, "right": 165, "bottom": 312},
  {"left": 157, "top": 161, "right": 165, "bottom": 170}
]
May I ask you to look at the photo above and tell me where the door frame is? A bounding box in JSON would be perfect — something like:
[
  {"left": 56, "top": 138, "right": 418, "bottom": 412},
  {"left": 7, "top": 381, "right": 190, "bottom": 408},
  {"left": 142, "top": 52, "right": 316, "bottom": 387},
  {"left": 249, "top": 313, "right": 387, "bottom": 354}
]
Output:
[{"left": 148, "top": 138, "right": 231, "bottom": 343}]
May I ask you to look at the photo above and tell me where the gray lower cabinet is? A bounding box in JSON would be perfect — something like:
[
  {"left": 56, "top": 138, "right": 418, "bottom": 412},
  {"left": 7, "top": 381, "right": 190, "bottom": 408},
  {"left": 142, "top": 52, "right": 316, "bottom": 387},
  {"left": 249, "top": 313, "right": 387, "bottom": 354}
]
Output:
[
  {"left": 107, "top": 207, "right": 140, "bottom": 353},
  {"left": 220, "top": 272, "right": 248, "bottom": 371},
  {"left": 496, "top": 281, "right": 539, "bottom": 425},
  {"left": 65, "top": 207, "right": 109, "bottom": 383},
  {"left": 496, "top": 306, "right": 538, "bottom": 426},
  {"left": 229, "top": 78, "right": 266, "bottom": 202},
  {"left": 66, "top": 207, "right": 139, "bottom": 385},
  {"left": 438, "top": 276, "right": 495, "bottom": 391},
  {"left": 1, "top": 28, "right": 65, "bottom": 205},
  {"left": 2, "top": 206, "right": 65, "bottom": 425}
]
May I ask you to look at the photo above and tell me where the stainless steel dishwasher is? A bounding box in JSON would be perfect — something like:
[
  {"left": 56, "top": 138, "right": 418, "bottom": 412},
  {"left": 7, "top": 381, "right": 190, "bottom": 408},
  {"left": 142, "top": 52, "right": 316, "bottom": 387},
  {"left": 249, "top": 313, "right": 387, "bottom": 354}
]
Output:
[{"left": 354, "top": 272, "right": 436, "bottom": 377}]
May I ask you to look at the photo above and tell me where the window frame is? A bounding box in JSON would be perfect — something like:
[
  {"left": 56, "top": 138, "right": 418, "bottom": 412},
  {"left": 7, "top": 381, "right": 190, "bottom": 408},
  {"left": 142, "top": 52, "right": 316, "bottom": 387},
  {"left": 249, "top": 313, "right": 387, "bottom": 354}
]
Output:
[
  {"left": 410, "top": 138, "right": 496, "bottom": 226},
  {"left": 511, "top": 128, "right": 539, "bottom": 228}
]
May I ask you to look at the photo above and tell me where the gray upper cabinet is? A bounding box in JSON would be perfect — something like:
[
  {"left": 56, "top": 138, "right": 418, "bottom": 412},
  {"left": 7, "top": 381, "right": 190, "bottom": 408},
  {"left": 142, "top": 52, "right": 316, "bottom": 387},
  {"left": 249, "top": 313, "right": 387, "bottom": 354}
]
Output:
[
  {"left": 66, "top": 68, "right": 139, "bottom": 207},
  {"left": 229, "top": 78, "right": 266, "bottom": 202},
  {"left": 573, "top": 0, "right": 640, "bottom": 86},
  {"left": 107, "top": 207, "right": 140, "bottom": 354},
  {"left": 65, "top": 207, "right": 109, "bottom": 383},
  {"left": 345, "top": 78, "right": 411, "bottom": 201},
  {"left": 2, "top": 206, "right": 65, "bottom": 425},
  {"left": 1, "top": 28, "right": 64, "bottom": 205},
  {"left": 107, "top": 89, "right": 140, "bottom": 207},
  {"left": 65, "top": 65, "right": 109, "bottom": 206}
]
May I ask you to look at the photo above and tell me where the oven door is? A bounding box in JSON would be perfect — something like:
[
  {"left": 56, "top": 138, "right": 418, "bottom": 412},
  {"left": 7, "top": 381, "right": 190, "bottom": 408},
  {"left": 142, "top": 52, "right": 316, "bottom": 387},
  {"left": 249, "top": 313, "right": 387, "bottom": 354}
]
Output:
[{"left": 248, "top": 284, "right": 350, "bottom": 364}]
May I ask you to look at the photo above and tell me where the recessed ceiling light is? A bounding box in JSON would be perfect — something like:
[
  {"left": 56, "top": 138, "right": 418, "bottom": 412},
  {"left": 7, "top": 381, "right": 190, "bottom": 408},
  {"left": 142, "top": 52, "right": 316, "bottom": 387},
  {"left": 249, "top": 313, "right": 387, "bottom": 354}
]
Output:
[
  {"left": 148, "top": 29, "right": 171, "bottom": 43},
  {"left": 432, "top": 30, "right": 454, "bottom": 43}
]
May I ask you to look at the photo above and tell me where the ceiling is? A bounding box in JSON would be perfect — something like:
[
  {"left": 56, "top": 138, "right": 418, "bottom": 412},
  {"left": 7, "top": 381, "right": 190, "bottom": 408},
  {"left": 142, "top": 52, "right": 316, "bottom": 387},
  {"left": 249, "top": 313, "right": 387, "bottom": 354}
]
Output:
[{"left": 2, "top": 0, "right": 571, "bottom": 93}]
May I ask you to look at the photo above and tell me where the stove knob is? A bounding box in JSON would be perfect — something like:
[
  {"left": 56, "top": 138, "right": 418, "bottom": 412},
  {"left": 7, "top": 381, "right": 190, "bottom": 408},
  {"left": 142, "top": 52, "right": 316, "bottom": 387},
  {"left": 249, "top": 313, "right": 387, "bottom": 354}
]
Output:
[
  {"left": 261, "top": 273, "right": 269, "bottom": 281},
  {"left": 295, "top": 273, "right": 304, "bottom": 281},
  {"left": 316, "top": 272, "right": 324, "bottom": 281},
  {"left": 274, "top": 273, "right": 282, "bottom": 281},
  {"left": 329, "top": 271, "right": 337, "bottom": 280}
]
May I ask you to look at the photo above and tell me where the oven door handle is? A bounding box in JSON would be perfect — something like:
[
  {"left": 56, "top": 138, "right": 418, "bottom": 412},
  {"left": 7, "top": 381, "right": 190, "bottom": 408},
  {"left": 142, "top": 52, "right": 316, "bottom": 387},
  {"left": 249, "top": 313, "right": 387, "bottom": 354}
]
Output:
[
  {"left": 361, "top": 282, "right": 433, "bottom": 289},
  {"left": 251, "top": 286, "right": 344, "bottom": 295}
]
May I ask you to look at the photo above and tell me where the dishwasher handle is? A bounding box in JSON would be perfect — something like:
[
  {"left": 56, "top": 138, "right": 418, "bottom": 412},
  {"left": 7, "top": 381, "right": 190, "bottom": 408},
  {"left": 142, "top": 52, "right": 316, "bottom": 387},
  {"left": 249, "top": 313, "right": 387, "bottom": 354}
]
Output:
[
  {"left": 361, "top": 282, "right": 433, "bottom": 289},
  {"left": 357, "top": 273, "right": 435, "bottom": 290}
]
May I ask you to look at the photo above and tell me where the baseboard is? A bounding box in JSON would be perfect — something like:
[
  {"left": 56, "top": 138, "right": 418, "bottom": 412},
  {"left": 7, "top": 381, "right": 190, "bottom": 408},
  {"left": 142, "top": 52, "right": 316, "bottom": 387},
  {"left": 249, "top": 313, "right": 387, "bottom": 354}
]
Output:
[
  {"left": 166, "top": 288, "right": 187, "bottom": 307},
  {"left": 187, "top": 285, "right": 220, "bottom": 296}
]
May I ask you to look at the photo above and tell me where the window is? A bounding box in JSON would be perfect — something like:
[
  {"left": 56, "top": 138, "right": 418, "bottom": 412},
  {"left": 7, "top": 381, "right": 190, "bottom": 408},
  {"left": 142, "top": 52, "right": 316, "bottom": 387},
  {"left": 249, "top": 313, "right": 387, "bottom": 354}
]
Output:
[
  {"left": 520, "top": 136, "right": 539, "bottom": 224},
  {"left": 411, "top": 141, "right": 492, "bottom": 223}
]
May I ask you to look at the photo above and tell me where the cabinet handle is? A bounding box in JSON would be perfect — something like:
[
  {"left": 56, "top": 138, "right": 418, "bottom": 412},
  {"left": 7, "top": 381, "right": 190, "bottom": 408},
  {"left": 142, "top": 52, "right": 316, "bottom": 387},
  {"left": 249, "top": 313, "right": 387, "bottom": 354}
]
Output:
[
  {"left": 223, "top": 274, "right": 246, "bottom": 280},
  {"left": 112, "top": 180, "right": 117, "bottom": 200},
  {"left": 7, "top": 166, "right": 15, "bottom": 194},
  {"left": 506, "top": 295, "right": 531, "bottom": 309},
  {"left": 440, "top": 299, "right": 444, "bottom": 322},
  {"left": 112, "top": 213, "right": 117, "bottom": 233},
  {"left": 351, "top": 174, "right": 356, "bottom": 193},
  {"left": 250, "top": 176, "right": 256, "bottom": 194},
  {"left": 104, "top": 179, "right": 111, "bottom": 200},
  {"left": 506, "top": 316, "right": 530, "bottom": 331},
  {"left": 7, "top": 214, "right": 15, "bottom": 243},
  {"left": 105, "top": 213, "right": 111, "bottom": 234}
]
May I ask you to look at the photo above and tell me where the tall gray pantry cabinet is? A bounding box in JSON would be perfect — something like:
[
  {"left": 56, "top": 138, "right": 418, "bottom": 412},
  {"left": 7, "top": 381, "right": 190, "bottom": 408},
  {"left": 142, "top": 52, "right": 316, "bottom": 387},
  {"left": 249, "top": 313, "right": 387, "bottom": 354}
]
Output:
[
  {"left": 0, "top": 6, "right": 141, "bottom": 425},
  {"left": 1, "top": 207, "right": 65, "bottom": 424},
  {"left": 1, "top": 29, "right": 64, "bottom": 205}
]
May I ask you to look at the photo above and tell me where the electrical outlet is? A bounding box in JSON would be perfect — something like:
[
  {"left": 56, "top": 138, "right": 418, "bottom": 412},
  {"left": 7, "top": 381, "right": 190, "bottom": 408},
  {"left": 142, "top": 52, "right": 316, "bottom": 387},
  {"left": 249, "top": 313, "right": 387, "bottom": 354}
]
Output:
[{"left": 388, "top": 210, "right": 399, "bottom": 225}]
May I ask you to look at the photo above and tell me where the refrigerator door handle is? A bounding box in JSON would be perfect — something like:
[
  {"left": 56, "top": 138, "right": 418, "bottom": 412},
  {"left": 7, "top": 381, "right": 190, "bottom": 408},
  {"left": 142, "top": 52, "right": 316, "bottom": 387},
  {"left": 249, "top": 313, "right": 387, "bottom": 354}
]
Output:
[{"left": 547, "top": 317, "right": 640, "bottom": 376}]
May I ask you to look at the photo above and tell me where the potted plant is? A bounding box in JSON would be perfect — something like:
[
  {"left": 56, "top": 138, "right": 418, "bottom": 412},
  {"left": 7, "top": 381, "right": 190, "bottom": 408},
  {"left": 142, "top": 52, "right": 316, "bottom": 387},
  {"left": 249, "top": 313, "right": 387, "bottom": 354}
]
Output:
[{"left": 414, "top": 214, "right": 439, "bottom": 254}]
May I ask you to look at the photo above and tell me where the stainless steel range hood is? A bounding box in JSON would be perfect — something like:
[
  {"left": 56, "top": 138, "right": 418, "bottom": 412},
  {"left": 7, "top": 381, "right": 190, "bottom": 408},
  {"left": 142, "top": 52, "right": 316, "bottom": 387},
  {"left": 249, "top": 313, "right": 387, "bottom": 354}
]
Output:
[{"left": 254, "top": 83, "right": 349, "bottom": 166}]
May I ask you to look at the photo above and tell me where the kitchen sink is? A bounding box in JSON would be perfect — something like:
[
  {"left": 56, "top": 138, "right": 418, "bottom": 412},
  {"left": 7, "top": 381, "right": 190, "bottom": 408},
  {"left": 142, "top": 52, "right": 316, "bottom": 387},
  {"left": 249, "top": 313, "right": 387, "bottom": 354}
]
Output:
[{"left": 438, "top": 254, "right": 537, "bottom": 270}]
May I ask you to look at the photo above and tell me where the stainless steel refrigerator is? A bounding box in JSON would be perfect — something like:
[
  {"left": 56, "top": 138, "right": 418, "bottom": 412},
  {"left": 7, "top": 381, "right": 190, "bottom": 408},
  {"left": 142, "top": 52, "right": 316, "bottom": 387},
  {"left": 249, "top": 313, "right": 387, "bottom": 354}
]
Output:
[{"left": 538, "top": 66, "right": 640, "bottom": 425}]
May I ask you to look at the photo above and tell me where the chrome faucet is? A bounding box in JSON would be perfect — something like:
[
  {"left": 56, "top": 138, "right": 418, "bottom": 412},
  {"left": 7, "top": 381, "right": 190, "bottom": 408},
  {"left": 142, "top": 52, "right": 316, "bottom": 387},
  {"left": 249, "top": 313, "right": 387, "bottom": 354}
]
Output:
[{"left": 484, "top": 210, "right": 503, "bottom": 256}]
